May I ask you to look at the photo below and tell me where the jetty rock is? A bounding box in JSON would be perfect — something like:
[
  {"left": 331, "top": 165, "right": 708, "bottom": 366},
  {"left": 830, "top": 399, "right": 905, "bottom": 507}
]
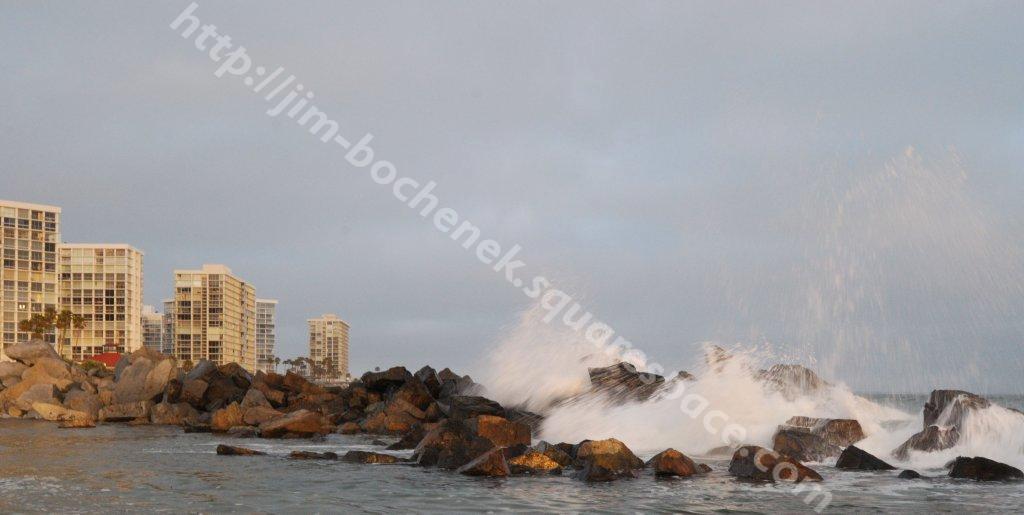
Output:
[{"left": 728, "top": 445, "right": 823, "bottom": 482}]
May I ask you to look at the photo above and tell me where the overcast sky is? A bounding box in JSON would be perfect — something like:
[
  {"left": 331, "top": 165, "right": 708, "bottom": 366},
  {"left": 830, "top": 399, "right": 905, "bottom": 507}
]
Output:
[{"left": 3, "top": 1, "right": 1022, "bottom": 393}]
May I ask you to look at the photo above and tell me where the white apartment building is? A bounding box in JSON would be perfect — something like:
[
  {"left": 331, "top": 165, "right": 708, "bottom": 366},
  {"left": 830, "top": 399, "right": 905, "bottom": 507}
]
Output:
[
  {"left": 0, "top": 200, "right": 60, "bottom": 359},
  {"left": 255, "top": 298, "right": 278, "bottom": 373},
  {"left": 58, "top": 244, "right": 144, "bottom": 360},
  {"left": 142, "top": 304, "right": 166, "bottom": 354},
  {"left": 307, "top": 313, "right": 350, "bottom": 379},
  {"left": 172, "top": 264, "right": 256, "bottom": 371}
]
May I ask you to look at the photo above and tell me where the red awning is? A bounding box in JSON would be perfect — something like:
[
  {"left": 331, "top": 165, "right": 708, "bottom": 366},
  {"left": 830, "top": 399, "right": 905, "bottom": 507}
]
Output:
[{"left": 84, "top": 352, "right": 123, "bottom": 368}]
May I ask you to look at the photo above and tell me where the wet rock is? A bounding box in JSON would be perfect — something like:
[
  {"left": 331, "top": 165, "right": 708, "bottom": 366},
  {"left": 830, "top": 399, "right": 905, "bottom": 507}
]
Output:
[
  {"left": 534, "top": 441, "right": 574, "bottom": 467},
  {"left": 258, "top": 409, "right": 331, "bottom": 438},
  {"left": 414, "top": 365, "right": 442, "bottom": 398},
  {"left": 290, "top": 451, "right": 338, "bottom": 460},
  {"left": 503, "top": 407, "right": 544, "bottom": 435},
  {"left": 835, "top": 445, "right": 896, "bottom": 471},
  {"left": 573, "top": 438, "right": 644, "bottom": 481},
  {"left": 251, "top": 380, "right": 286, "bottom": 407},
  {"left": 892, "top": 425, "right": 960, "bottom": 460},
  {"left": 58, "top": 416, "right": 96, "bottom": 429},
  {"left": 923, "top": 390, "right": 992, "bottom": 429},
  {"left": 342, "top": 451, "right": 401, "bottom": 464},
  {"left": 338, "top": 421, "right": 361, "bottom": 435},
  {"left": 468, "top": 414, "right": 531, "bottom": 448},
  {"left": 508, "top": 451, "right": 562, "bottom": 475},
  {"left": 203, "top": 375, "right": 246, "bottom": 411},
  {"left": 457, "top": 448, "right": 510, "bottom": 477},
  {"left": 216, "top": 444, "right": 265, "bottom": 456},
  {"left": 243, "top": 406, "right": 283, "bottom": 426},
  {"left": 226, "top": 425, "right": 259, "bottom": 438},
  {"left": 392, "top": 377, "right": 435, "bottom": 411},
  {"left": 99, "top": 401, "right": 153, "bottom": 422},
  {"left": 361, "top": 366, "right": 412, "bottom": 393},
  {"left": 211, "top": 402, "right": 245, "bottom": 432},
  {"left": 757, "top": 365, "right": 830, "bottom": 399},
  {"left": 698, "top": 463, "right": 713, "bottom": 474},
  {"left": 150, "top": 401, "right": 201, "bottom": 426},
  {"left": 728, "top": 445, "right": 823, "bottom": 482},
  {"left": 948, "top": 456, "right": 1023, "bottom": 481},
  {"left": 412, "top": 418, "right": 495, "bottom": 469},
  {"left": 898, "top": 470, "right": 922, "bottom": 479},
  {"left": 647, "top": 448, "right": 700, "bottom": 477},
  {"left": 772, "top": 428, "right": 841, "bottom": 463},
  {"left": 588, "top": 362, "right": 665, "bottom": 402},
  {"left": 4, "top": 339, "right": 60, "bottom": 366},
  {"left": 386, "top": 424, "right": 426, "bottom": 450},
  {"left": 784, "top": 417, "right": 865, "bottom": 447},
  {"left": 445, "top": 395, "right": 504, "bottom": 420},
  {"left": 31, "top": 402, "right": 93, "bottom": 425}
]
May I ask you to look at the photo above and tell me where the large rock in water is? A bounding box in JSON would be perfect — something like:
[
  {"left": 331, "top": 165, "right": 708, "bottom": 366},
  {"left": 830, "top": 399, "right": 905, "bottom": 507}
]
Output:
[
  {"left": 728, "top": 445, "right": 823, "bottom": 482},
  {"left": 772, "top": 428, "right": 841, "bottom": 463},
  {"left": 588, "top": 362, "right": 664, "bottom": 402},
  {"left": 342, "top": 451, "right": 401, "bottom": 464},
  {"left": 216, "top": 444, "right": 265, "bottom": 456},
  {"left": 923, "top": 390, "right": 991, "bottom": 428},
  {"left": 647, "top": 448, "right": 702, "bottom": 477},
  {"left": 258, "top": 409, "right": 330, "bottom": 438},
  {"left": 757, "top": 365, "right": 830, "bottom": 400},
  {"left": 508, "top": 451, "right": 562, "bottom": 475},
  {"left": 457, "top": 448, "right": 510, "bottom": 477},
  {"left": 14, "top": 383, "right": 62, "bottom": 411},
  {"left": 444, "top": 395, "right": 505, "bottom": 420},
  {"left": 892, "top": 425, "right": 960, "bottom": 461},
  {"left": 211, "top": 402, "right": 245, "bottom": 432},
  {"left": 785, "top": 417, "right": 865, "bottom": 447},
  {"left": 412, "top": 418, "right": 495, "bottom": 469},
  {"left": 112, "top": 356, "right": 176, "bottom": 404},
  {"left": 467, "top": 414, "right": 531, "bottom": 447},
  {"left": 3, "top": 340, "right": 60, "bottom": 366},
  {"left": 361, "top": 366, "right": 412, "bottom": 393},
  {"left": 835, "top": 445, "right": 896, "bottom": 471},
  {"left": 99, "top": 401, "right": 153, "bottom": 422},
  {"left": 572, "top": 438, "right": 644, "bottom": 481},
  {"left": 948, "top": 457, "right": 1023, "bottom": 481}
]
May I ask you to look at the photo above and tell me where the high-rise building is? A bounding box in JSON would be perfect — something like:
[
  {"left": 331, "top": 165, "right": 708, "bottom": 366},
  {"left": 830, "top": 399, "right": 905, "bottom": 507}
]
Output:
[
  {"left": 172, "top": 264, "right": 256, "bottom": 371},
  {"left": 255, "top": 299, "right": 278, "bottom": 374},
  {"left": 142, "top": 304, "right": 165, "bottom": 354},
  {"left": 0, "top": 200, "right": 60, "bottom": 360},
  {"left": 58, "top": 244, "right": 144, "bottom": 360},
  {"left": 162, "top": 298, "right": 175, "bottom": 356},
  {"left": 307, "top": 313, "right": 349, "bottom": 380}
]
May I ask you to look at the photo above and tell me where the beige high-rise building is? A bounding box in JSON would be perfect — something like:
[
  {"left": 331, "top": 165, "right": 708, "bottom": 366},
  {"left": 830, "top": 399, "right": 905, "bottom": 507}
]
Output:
[
  {"left": 58, "top": 244, "right": 144, "bottom": 360},
  {"left": 255, "top": 299, "right": 278, "bottom": 373},
  {"left": 307, "top": 314, "right": 349, "bottom": 379},
  {"left": 172, "top": 264, "right": 256, "bottom": 371},
  {"left": 0, "top": 200, "right": 60, "bottom": 359},
  {"left": 142, "top": 304, "right": 166, "bottom": 354},
  {"left": 162, "top": 298, "right": 175, "bottom": 356}
]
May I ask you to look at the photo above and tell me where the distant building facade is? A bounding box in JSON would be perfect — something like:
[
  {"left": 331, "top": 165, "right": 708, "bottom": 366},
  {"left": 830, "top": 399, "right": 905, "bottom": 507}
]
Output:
[
  {"left": 172, "top": 264, "right": 256, "bottom": 371},
  {"left": 57, "top": 244, "right": 144, "bottom": 361},
  {"left": 255, "top": 298, "right": 278, "bottom": 373},
  {"left": 162, "top": 298, "right": 175, "bottom": 355},
  {"left": 142, "top": 305, "right": 166, "bottom": 354},
  {"left": 307, "top": 313, "right": 349, "bottom": 379},
  {"left": 0, "top": 200, "right": 60, "bottom": 359}
]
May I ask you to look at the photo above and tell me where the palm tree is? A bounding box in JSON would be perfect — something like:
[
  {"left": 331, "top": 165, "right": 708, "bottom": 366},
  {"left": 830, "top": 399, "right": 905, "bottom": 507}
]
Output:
[
  {"left": 273, "top": 356, "right": 281, "bottom": 374},
  {"left": 53, "top": 309, "right": 85, "bottom": 358},
  {"left": 17, "top": 308, "right": 84, "bottom": 358}
]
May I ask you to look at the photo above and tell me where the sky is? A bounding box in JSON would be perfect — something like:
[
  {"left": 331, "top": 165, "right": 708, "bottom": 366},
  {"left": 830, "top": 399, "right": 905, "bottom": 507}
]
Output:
[{"left": 2, "top": 1, "right": 1022, "bottom": 393}]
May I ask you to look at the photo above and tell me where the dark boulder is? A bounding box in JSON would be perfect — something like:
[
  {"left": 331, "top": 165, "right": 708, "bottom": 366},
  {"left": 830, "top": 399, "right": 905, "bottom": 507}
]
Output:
[
  {"left": 728, "top": 445, "right": 823, "bottom": 482},
  {"left": 414, "top": 365, "right": 442, "bottom": 398},
  {"left": 835, "top": 445, "right": 896, "bottom": 471},
  {"left": 391, "top": 377, "right": 435, "bottom": 411},
  {"left": 342, "top": 451, "right": 401, "bottom": 464},
  {"left": 444, "top": 395, "right": 505, "bottom": 420},
  {"left": 534, "top": 441, "right": 574, "bottom": 467},
  {"left": 772, "top": 428, "right": 841, "bottom": 463},
  {"left": 898, "top": 470, "right": 922, "bottom": 479},
  {"left": 467, "top": 414, "right": 531, "bottom": 448},
  {"left": 457, "top": 448, "right": 511, "bottom": 477},
  {"left": 892, "top": 425, "right": 960, "bottom": 460},
  {"left": 588, "top": 362, "right": 665, "bottom": 402},
  {"left": 216, "top": 444, "right": 265, "bottom": 456},
  {"left": 923, "top": 390, "right": 991, "bottom": 428},
  {"left": 948, "top": 456, "right": 1023, "bottom": 481},
  {"left": 258, "top": 409, "right": 331, "bottom": 438},
  {"left": 647, "top": 448, "right": 701, "bottom": 477},
  {"left": 572, "top": 438, "right": 644, "bottom": 481},
  {"left": 412, "top": 418, "right": 494, "bottom": 469},
  {"left": 784, "top": 417, "right": 865, "bottom": 447},
  {"left": 361, "top": 367, "right": 412, "bottom": 393},
  {"left": 289, "top": 451, "right": 339, "bottom": 460},
  {"left": 386, "top": 423, "right": 427, "bottom": 450}
]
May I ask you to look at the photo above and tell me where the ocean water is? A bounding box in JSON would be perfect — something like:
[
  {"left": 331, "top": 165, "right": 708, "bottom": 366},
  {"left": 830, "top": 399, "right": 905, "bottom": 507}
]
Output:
[{"left": 2, "top": 401, "right": 1023, "bottom": 514}]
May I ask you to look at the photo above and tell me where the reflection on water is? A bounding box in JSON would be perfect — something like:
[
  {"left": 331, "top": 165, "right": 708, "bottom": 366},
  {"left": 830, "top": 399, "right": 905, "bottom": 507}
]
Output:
[{"left": 2, "top": 417, "right": 1024, "bottom": 513}]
